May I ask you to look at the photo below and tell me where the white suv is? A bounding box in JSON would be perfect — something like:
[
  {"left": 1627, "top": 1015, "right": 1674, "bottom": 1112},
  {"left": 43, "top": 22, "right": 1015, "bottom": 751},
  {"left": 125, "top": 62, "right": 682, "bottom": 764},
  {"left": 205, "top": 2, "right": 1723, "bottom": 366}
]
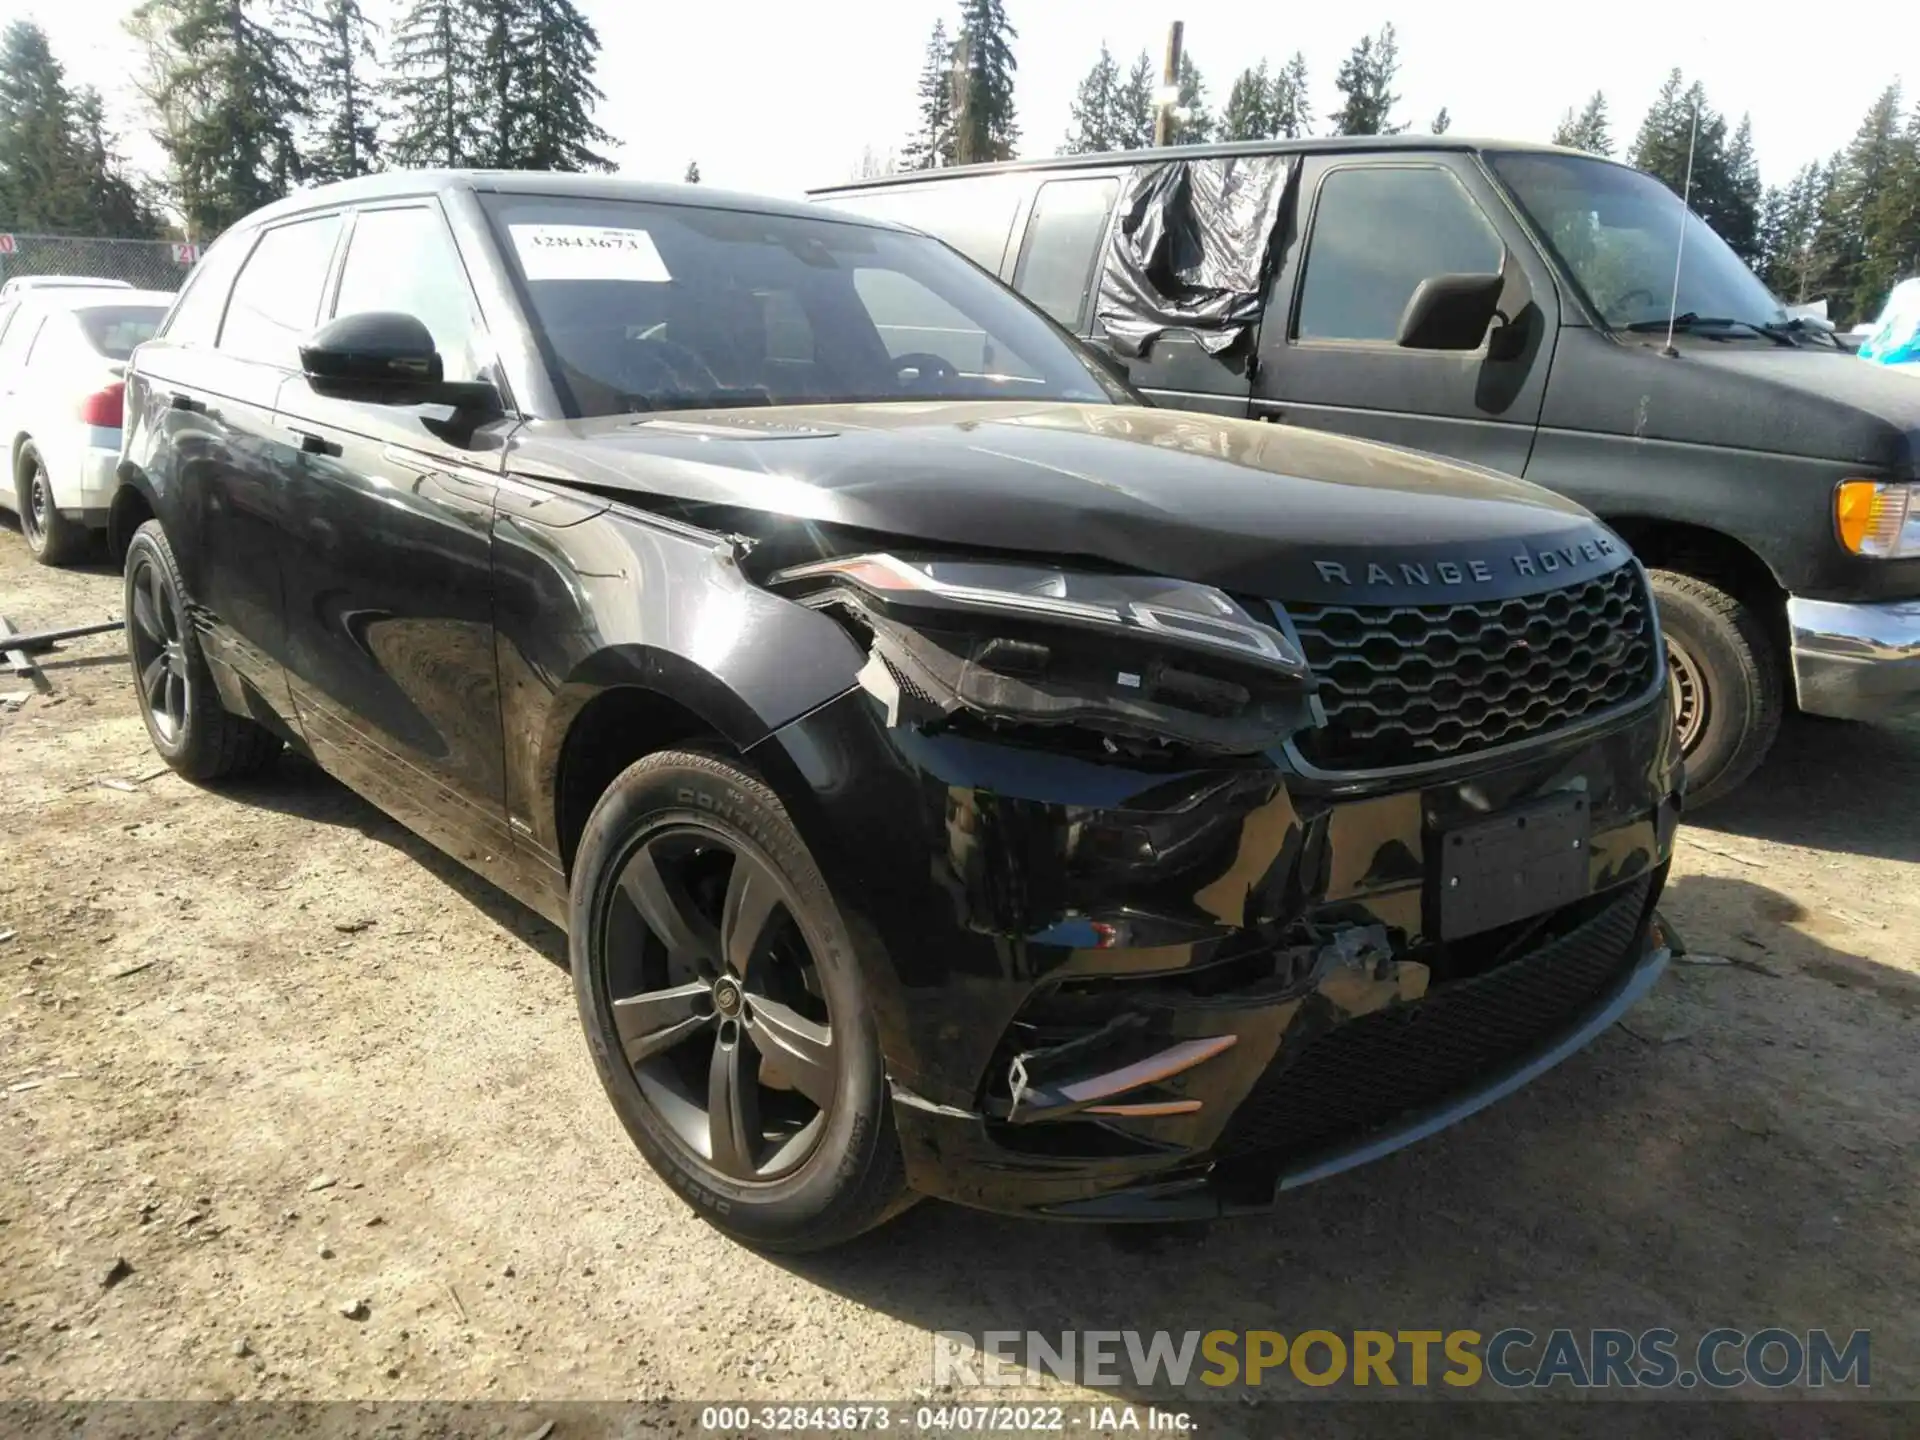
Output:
[{"left": 0, "top": 287, "right": 173, "bottom": 564}]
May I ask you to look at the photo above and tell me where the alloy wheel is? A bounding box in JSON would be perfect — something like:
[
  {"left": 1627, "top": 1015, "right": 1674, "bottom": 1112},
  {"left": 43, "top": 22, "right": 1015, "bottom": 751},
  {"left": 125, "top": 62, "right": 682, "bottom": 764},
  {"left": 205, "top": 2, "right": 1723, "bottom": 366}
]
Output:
[
  {"left": 22, "top": 463, "right": 50, "bottom": 548},
  {"left": 1666, "top": 636, "right": 1707, "bottom": 754},
  {"left": 602, "top": 825, "right": 837, "bottom": 1182},
  {"left": 129, "top": 553, "right": 191, "bottom": 745}
]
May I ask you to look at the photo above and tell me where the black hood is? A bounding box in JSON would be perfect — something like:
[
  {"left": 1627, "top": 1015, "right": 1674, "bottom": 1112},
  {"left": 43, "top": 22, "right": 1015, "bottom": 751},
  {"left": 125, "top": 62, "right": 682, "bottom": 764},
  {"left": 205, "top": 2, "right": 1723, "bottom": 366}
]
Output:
[
  {"left": 1581, "top": 339, "right": 1920, "bottom": 471},
  {"left": 506, "top": 402, "right": 1623, "bottom": 605}
]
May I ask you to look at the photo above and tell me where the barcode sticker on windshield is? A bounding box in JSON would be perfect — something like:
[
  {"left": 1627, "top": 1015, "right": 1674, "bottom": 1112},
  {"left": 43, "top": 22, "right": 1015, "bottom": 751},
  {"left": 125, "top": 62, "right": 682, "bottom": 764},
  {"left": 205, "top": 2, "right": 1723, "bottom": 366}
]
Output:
[{"left": 509, "top": 224, "right": 673, "bottom": 282}]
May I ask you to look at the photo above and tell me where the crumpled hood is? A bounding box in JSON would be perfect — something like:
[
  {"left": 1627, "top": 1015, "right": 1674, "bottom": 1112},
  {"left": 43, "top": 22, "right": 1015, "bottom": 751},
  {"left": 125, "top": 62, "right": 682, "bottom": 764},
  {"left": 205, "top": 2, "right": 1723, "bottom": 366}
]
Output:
[{"left": 506, "top": 402, "right": 1624, "bottom": 605}]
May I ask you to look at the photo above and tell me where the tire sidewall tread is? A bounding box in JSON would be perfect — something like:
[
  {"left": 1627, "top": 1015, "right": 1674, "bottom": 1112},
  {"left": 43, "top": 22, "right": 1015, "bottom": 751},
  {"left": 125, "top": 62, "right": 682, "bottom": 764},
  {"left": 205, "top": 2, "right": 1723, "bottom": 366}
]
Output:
[{"left": 1650, "top": 568, "right": 1782, "bottom": 808}]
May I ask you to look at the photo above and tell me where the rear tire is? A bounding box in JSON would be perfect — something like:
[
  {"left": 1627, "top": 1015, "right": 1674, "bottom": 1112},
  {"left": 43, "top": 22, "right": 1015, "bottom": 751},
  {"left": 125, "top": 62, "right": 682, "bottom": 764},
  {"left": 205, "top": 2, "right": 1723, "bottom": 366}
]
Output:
[
  {"left": 1650, "top": 569, "right": 1781, "bottom": 808},
  {"left": 124, "top": 519, "right": 281, "bottom": 782},
  {"left": 17, "top": 443, "right": 91, "bottom": 567},
  {"left": 570, "top": 748, "right": 911, "bottom": 1252}
]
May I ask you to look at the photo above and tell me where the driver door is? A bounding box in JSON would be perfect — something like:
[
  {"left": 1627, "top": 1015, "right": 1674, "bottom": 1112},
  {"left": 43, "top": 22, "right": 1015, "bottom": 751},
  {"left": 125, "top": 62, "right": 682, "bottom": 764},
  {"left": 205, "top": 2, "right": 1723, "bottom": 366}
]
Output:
[
  {"left": 1253, "top": 154, "right": 1559, "bottom": 477},
  {"left": 271, "top": 200, "right": 518, "bottom": 879}
]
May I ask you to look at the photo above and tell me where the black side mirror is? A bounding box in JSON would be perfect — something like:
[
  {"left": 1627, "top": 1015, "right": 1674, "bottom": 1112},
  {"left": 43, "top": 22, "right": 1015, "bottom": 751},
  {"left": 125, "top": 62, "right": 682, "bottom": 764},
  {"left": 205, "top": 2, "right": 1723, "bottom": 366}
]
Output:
[
  {"left": 300, "top": 312, "right": 499, "bottom": 411},
  {"left": 1396, "top": 271, "right": 1506, "bottom": 351}
]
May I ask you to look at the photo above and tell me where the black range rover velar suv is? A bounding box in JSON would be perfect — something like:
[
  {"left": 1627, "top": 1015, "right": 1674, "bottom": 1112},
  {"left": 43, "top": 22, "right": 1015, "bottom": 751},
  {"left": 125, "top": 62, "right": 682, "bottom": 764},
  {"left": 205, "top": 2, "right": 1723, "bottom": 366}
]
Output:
[{"left": 115, "top": 173, "right": 1681, "bottom": 1250}]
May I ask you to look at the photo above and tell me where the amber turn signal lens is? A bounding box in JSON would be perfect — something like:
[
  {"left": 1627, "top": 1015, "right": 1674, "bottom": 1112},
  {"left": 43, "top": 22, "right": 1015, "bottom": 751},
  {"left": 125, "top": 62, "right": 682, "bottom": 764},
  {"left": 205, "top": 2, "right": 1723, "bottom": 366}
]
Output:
[
  {"left": 1834, "top": 480, "right": 1914, "bottom": 557},
  {"left": 1836, "top": 481, "right": 1878, "bottom": 553}
]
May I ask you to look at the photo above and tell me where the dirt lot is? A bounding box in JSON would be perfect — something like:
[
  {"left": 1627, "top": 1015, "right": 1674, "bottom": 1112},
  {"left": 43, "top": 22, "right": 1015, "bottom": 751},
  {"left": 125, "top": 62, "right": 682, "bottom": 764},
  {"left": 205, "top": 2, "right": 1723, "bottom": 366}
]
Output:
[{"left": 1, "top": 518, "right": 1916, "bottom": 1426}]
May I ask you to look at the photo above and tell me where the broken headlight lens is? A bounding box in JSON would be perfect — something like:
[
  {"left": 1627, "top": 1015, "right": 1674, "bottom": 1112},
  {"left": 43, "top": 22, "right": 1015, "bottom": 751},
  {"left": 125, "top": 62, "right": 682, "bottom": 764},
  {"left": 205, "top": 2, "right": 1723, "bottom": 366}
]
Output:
[{"left": 770, "top": 553, "right": 1317, "bottom": 756}]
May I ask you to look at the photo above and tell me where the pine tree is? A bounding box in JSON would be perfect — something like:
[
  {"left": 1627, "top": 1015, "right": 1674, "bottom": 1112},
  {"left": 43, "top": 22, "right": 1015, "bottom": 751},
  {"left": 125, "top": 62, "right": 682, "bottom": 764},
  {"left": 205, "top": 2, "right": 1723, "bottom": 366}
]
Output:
[
  {"left": 1062, "top": 43, "right": 1121, "bottom": 154},
  {"left": 1826, "top": 85, "right": 1915, "bottom": 322},
  {"left": 1721, "top": 114, "right": 1763, "bottom": 265},
  {"left": 901, "top": 19, "right": 955, "bottom": 170},
  {"left": 1552, "top": 92, "right": 1612, "bottom": 156},
  {"left": 683, "top": 160, "right": 700, "bottom": 184},
  {"left": 1113, "top": 50, "right": 1156, "bottom": 149},
  {"left": 1431, "top": 106, "right": 1451, "bottom": 135},
  {"left": 132, "top": 0, "right": 308, "bottom": 239},
  {"left": 1758, "top": 162, "right": 1827, "bottom": 302},
  {"left": 1270, "top": 52, "right": 1311, "bottom": 139},
  {"left": 473, "top": 0, "right": 519, "bottom": 168},
  {"left": 294, "top": 0, "right": 380, "bottom": 182},
  {"left": 1219, "top": 62, "right": 1271, "bottom": 142},
  {"left": 508, "top": 0, "right": 614, "bottom": 171},
  {"left": 387, "top": 0, "right": 485, "bottom": 168},
  {"left": 954, "top": 0, "right": 1017, "bottom": 164},
  {"left": 70, "top": 88, "right": 162, "bottom": 236},
  {"left": 1628, "top": 72, "right": 1758, "bottom": 269},
  {"left": 1329, "top": 25, "right": 1403, "bottom": 136},
  {"left": 0, "top": 21, "right": 85, "bottom": 232},
  {"left": 1171, "top": 51, "right": 1212, "bottom": 145}
]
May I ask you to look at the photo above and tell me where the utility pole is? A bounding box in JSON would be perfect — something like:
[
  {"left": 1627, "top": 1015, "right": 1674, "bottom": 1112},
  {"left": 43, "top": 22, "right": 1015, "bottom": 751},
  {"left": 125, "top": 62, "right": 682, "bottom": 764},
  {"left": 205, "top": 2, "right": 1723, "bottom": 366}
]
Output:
[
  {"left": 1152, "top": 20, "right": 1185, "bottom": 147},
  {"left": 951, "top": 29, "right": 971, "bottom": 166}
]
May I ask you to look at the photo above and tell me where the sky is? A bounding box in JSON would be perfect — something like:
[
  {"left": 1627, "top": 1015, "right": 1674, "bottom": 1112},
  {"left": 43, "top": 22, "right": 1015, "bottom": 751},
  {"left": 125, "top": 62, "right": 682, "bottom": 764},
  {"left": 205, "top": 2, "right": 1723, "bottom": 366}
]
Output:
[{"left": 18, "top": 0, "right": 1920, "bottom": 201}]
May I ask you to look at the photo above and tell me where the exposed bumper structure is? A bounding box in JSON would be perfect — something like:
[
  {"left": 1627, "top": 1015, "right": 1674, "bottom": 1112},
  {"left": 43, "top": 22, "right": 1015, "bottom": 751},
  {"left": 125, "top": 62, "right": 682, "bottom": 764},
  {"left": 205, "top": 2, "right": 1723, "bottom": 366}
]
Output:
[
  {"left": 1787, "top": 595, "right": 1920, "bottom": 723},
  {"left": 754, "top": 680, "right": 1683, "bottom": 1221}
]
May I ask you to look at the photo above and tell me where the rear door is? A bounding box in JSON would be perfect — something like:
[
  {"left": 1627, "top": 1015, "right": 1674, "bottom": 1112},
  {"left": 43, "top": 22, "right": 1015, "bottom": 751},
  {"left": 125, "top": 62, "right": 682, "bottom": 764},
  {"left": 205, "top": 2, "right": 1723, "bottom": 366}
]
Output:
[
  {"left": 1253, "top": 153, "right": 1559, "bottom": 475},
  {"left": 271, "top": 199, "right": 515, "bottom": 875}
]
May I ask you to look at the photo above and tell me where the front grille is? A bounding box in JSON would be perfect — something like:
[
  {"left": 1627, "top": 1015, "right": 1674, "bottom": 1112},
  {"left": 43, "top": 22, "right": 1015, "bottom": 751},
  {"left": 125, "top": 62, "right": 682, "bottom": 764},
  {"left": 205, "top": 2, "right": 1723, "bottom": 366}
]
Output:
[
  {"left": 1287, "top": 563, "right": 1658, "bottom": 771},
  {"left": 1212, "top": 875, "right": 1652, "bottom": 1164}
]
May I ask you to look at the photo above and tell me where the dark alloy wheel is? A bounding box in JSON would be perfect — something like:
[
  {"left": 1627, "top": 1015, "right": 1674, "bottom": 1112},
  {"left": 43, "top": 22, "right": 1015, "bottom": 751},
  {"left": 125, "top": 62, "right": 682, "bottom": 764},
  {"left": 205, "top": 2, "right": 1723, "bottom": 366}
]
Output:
[
  {"left": 129, "top": 548, "right": 191, "bottom": 746},
  {"left": 607, "top": 824, "right": 837, "bottom": 1181},
  {"left": 571, "top": 750, "right": 909, "bottom": 1252},
  {"left": 16, "top": 444, "right": 90, "bottom": 566},
  {"left": 123, "top": 519, "right": 281, "bottom": 782}
]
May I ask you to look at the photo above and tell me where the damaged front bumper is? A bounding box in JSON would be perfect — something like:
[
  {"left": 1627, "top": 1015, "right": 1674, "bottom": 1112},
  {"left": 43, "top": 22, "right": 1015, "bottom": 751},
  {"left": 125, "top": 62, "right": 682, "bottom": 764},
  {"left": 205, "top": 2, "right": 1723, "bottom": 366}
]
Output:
[{"left": 752, "top": 679, "right": 1682, "bottom": 1221}]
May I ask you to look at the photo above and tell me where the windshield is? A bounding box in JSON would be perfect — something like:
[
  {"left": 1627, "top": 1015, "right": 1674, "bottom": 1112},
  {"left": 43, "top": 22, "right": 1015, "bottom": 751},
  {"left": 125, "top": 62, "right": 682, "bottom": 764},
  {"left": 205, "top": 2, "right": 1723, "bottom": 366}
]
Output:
[
  {"left": 1488, "top": 152, "right": 1786, "bottom": 333},
  {"left": 482, "top": 195, "right": 1123, "bottom": 418},
  {"left": 74, "top": 304, "right": 168, "bottom": 360}
]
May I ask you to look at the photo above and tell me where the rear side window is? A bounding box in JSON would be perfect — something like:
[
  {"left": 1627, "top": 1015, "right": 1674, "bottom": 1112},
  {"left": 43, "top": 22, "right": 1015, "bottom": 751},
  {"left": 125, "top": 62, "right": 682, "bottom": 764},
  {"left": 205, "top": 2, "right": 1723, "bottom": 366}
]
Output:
[
  {"left": 823, "top": 176, "right": 1026, "bottom": 274},
  {"left": 218, "top": 214, "right": 343, "bottom": 367},
  {"left": 332, "top": 205, "right": 488, "bottom": 383},
  {"left": 1012, "top": 177, "right": 1118, "bottom": 330},
  {"left": 1296, "top": 166, "right": 1503, "bottom": 343},
  {"left": 162, "top": 232, "right": 253, "bottom": 348},
  {"left": 75, "top": 305, "right": 169, "bottom": 360}
]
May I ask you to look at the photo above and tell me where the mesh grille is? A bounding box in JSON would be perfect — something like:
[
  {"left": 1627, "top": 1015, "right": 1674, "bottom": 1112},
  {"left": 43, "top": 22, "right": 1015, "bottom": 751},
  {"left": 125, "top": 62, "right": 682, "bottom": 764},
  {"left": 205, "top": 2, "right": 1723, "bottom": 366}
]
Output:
[
  {"left": 1288, "top": 563, "right": 1658, "bottom": 771},
  {"left": 1212, "top": 875, "right": 1652, "bottom": 1164}
]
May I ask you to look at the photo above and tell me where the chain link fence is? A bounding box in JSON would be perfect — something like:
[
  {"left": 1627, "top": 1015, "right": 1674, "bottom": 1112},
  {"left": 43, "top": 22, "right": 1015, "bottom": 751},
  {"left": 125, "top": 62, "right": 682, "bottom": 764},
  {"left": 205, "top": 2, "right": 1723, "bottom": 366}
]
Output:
[{"left": 0, "top": 232, "right": 201, "bottom": 293}]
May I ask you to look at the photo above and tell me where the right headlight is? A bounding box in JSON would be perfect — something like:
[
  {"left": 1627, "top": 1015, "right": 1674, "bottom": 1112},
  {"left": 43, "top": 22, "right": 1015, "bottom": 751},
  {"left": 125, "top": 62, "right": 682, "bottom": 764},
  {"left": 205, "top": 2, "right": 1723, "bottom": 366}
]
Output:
[
  {"left": 769, "top": 552, "right": 1320, "bottom": 758},
  {"left": 1836, "top": 480, "right": 1920, "bottom": 558}
]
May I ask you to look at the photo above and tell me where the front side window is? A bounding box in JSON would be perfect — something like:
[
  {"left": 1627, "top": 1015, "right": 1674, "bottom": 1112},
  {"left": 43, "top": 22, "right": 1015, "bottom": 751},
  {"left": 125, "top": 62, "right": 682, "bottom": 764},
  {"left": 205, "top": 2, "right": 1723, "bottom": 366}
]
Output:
[
  {"left": 1489, "top": 151, "right": 1786, "bottom": 332},
  {"left": 218, "top": 214, "right": 343, "bottom": 367},
  {"left": 333, "top": 205, "right": 488, "bottom": 383},
  {"left": 1013, "top": 177, "right": 1119, "bottom": 331},
  {"left": 1296, "top": 166, "right": 1504, "bottom": 343},
  {"left": 483, "top": 195, "right": 1121, "bottom": 418}
]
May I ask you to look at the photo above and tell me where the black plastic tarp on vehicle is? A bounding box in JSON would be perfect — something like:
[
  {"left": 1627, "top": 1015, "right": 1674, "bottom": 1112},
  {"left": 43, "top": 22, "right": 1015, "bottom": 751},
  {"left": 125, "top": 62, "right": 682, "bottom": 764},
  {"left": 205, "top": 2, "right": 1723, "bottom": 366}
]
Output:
[{"left": 1094, "top": 154, "right": 1297, "bottom": 359}]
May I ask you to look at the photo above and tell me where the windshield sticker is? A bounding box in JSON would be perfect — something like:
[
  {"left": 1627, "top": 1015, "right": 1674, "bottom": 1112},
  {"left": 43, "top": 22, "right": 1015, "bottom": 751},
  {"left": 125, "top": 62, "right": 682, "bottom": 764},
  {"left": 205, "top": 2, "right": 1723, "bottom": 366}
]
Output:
[{"left": 509, "top": 224, "right": 672, "bottom": 283}]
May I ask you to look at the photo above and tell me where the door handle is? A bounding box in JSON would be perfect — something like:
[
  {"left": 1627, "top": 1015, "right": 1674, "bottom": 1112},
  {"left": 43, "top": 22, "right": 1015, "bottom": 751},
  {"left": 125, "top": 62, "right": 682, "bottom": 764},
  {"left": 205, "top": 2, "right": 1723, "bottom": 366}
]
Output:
[
  {"left": 166, "top": 391, "right": 200, "bottom": 413},
  {"left": 284, "top": 425, "right": 340, "bottom": 457}
]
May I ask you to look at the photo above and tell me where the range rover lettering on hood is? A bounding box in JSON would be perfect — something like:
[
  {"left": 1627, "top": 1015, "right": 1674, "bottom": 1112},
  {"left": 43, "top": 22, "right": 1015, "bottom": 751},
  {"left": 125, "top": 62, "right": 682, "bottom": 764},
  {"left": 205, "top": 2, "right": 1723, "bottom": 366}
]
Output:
[{"left": 1312, "top": 534, "right": 1623, "bottom": 592}]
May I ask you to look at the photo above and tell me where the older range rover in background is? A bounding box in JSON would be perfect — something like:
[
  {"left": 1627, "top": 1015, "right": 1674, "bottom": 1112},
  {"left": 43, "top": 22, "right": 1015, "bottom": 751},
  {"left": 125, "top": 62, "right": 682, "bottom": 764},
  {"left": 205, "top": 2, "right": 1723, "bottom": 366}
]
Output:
[
  {"left": 813, "top": 137, "right": 1920, "bottom": 806},
  {"left": 115, "top": 172, "right": 1678, "bottom": 1250}
]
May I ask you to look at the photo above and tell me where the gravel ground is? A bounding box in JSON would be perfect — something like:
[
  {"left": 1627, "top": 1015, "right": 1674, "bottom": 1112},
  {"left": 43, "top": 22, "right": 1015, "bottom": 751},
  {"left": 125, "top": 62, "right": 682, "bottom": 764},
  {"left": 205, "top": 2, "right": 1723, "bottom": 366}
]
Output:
[{"left": 1, "top": 519, "right": 1916, "bottom": 1429}]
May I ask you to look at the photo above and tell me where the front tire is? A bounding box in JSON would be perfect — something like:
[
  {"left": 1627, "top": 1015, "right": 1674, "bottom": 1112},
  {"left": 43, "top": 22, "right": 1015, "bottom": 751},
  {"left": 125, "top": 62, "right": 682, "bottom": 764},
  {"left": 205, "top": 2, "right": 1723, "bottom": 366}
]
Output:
[
  {"left": 1651, "top": 569, "right": 1782, "bottom": 808},
  {"left": 570, "top": 749, "right": 909, "bottom": 1253},
  {"left": 124, "top": 520, "right": 281, "bottom": 782},
  {"left": 17, "top": 443, "right": 91, "bottom": 566}
]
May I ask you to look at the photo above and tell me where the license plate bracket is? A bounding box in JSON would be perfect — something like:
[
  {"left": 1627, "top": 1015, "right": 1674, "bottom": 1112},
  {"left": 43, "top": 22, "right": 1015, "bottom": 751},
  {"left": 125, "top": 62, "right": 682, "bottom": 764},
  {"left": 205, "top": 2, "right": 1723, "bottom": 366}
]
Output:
[{"left": 1438, "top": 793, "right": 1591, "bottom": 940}]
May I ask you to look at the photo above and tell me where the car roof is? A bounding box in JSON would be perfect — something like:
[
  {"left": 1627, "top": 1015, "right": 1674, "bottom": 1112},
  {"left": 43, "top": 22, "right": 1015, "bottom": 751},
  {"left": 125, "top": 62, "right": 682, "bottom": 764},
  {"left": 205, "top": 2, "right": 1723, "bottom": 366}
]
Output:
[
  {"left": 235, "top": 170, "right": 916, "bottom": 236},
  {"left": 807, "top": 134, "right": 1612, "bottom": 194}
]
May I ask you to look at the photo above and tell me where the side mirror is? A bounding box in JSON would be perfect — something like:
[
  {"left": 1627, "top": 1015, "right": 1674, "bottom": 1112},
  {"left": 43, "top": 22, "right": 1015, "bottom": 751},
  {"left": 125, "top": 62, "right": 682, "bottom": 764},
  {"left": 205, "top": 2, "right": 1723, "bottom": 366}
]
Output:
[
  {"left": 1396, "top": 271, "right": 1505, "bottom": 352},
  {"left": 299, "top": 312, "right": 498, "bottom": 411}
]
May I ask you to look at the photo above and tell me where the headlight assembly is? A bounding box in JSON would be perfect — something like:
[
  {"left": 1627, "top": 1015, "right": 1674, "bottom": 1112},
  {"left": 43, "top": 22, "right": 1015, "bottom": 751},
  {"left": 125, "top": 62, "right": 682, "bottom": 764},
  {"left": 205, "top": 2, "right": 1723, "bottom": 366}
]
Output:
[
  {"left": 1836, "top": 480, "right": 1920, "bottom": 559},
  {"left": 770, "top": 553, "right": 1320, "bottom": 757}
]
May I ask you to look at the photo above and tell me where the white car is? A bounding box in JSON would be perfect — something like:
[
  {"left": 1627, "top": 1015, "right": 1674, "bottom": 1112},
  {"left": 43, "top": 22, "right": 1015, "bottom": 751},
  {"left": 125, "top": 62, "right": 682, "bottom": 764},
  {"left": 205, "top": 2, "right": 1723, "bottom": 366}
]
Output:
[{"left": 0, "top": 287, "right": 173, "bottom": 564}]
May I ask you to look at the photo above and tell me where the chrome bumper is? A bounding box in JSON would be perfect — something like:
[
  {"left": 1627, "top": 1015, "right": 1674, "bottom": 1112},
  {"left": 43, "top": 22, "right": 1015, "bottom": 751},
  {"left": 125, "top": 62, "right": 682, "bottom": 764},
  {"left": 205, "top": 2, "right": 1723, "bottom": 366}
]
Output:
[{"left": 1787, "top": 596, "right": 1920, "bottom": 722}]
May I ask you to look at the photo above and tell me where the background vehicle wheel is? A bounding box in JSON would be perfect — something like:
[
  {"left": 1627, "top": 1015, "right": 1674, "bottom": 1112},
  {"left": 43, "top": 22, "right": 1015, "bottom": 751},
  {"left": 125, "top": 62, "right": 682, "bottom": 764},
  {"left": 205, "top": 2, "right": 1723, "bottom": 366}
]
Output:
[
  {"left": 571, "top": 749, "right": 910, "bottom": 1253},
  {"left": 124, "top": 519, "right": 281, "bottom": 782},
  {"left": 1650, "top": 569, "right": 1782, "bottom": 808},
  {"left": 16, "top": 444, "right": 91, "bottom": 566}
]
